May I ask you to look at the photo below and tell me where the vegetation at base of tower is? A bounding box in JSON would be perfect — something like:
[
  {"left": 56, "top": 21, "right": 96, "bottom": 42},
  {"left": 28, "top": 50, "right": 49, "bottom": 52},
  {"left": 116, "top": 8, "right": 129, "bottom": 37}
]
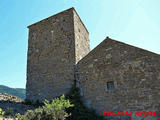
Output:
[
  {"left": 0, "top": 84, "right": 105, "bottom": 119},
  {"left": 0, "top": 108, "right": 5, "bottom": 117},
  {"left": 16, "top": 95, "right": 73, "bottom": 120},
  {"left": 66, "top": 83, "right": 104, "bottom": 120}
]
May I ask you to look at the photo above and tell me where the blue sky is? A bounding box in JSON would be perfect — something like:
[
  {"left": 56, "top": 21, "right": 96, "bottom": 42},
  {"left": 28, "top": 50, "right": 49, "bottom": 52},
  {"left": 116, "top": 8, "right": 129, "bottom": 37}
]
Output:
[{"left": 0, "top": 0, "right": 160, "bottom": 88}]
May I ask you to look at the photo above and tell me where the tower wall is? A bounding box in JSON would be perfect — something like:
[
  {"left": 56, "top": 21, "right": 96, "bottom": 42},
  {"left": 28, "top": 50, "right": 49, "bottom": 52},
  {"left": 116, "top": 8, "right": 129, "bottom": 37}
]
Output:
[
  {"left": 26, "top": 8, "right": 76, "bottom": 102},
  {"left": 26, "top": 8, "right": 90, "bottom": 102},
  {"left": 73, "top": 10, "right": 90, "bottom": 63}
]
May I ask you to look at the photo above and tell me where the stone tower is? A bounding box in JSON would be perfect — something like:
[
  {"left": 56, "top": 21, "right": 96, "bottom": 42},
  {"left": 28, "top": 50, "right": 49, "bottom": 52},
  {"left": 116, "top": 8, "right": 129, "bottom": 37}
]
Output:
[{"left": 26, "top": 8, "right": 90, "bottom": 102}]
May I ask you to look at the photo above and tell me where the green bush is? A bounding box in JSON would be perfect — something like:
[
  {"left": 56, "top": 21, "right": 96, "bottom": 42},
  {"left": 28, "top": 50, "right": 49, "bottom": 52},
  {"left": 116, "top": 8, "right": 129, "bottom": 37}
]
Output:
[
  {"left": 66, "top": 85, "right": 104, "bottom": 120},
  {"left": 16, "top": 95, "right": 73, "bottom": 120},
  {"left": 0, "top": 108, "right": 5, "bottom": 117}
]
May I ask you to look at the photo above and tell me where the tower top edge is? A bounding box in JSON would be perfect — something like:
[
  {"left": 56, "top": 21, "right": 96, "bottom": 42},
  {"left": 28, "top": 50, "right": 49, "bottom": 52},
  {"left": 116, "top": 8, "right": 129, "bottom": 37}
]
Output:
[{"left": 27, "top": 7, "right": 75, "bottom": 29}]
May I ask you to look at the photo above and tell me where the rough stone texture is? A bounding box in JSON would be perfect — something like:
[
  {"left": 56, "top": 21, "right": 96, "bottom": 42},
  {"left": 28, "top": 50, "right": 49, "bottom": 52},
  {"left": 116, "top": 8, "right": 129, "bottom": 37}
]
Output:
[
  {"left": 76, "top": 38, "right": 160, "bottom": 120},
  {"left": 26, "top": 8, "right": 89, "bottom": 102},
  {"left": 73, "top": 10, "right": 90, "bottom": 63},
  {"left": 26, "top": 8, "right": 160, "bottom": 120}
]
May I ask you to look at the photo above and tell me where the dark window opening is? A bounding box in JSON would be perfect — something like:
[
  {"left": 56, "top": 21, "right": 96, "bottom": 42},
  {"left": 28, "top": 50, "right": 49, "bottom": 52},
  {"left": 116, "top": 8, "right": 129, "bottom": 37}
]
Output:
[{"left": 107, "top": 81, "right": 115, "bottom": 91}]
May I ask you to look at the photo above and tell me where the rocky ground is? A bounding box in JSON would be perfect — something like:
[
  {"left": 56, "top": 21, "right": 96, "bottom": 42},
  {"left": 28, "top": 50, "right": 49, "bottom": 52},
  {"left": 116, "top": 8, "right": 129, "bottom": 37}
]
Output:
[{"left": 0, "top": 93, "right": 36, "bottom": 120}]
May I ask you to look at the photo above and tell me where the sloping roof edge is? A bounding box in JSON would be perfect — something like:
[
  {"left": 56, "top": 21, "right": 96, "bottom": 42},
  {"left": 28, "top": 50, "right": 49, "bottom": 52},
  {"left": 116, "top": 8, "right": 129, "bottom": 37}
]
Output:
[{"left": 77, "top": 37, "right": 160, "bottom": 64}]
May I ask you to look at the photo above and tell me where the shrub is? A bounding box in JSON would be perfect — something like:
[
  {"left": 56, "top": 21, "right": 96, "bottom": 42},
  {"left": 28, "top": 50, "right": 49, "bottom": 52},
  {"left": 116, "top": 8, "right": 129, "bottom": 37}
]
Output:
[
  {"left": 66, "top": 85, "right": 104, "bottom": 120},
  {"left": 0, "top": 108, "right": 5, "bottom": 117},
  {"left": 16, "top": 95, "right": 73, "bottom": 120}
]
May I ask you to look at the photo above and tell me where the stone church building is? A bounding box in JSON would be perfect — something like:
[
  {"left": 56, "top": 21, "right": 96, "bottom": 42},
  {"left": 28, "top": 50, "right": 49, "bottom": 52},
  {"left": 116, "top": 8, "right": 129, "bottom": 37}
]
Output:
[{"left": 26, "top": 8, "right": 160, "bottom": 120}]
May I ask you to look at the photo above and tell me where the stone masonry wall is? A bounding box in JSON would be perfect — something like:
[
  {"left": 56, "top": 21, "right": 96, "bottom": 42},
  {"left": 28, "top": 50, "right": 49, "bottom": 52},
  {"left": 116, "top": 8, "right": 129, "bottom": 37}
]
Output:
[
  {"left": 26, "top": 7, "right": 160, "bottom": 120},
  {"left": 26, "top": 8, "right": 90, "bottom": 103},
  {"left": 73, "top": 10, "right": 90, "bottom": 63},
  {"left": 76, "top": 37, "right": 160, "bottom": 120},
  {"left": 26, "top": 8, "right": 76, "bottom": 102}
]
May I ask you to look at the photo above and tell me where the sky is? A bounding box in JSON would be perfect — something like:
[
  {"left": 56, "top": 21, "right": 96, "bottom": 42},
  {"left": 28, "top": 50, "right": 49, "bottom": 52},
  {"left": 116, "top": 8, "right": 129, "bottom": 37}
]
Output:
[{"left": 0, "top": 0, "right": 160, "bottom": 88}]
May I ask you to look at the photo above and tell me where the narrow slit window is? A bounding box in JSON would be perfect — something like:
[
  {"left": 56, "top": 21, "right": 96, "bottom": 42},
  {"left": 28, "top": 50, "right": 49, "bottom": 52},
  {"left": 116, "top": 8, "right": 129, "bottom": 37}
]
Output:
[{"left": 107, "top": 81, "right": 115, "bottom": 91}]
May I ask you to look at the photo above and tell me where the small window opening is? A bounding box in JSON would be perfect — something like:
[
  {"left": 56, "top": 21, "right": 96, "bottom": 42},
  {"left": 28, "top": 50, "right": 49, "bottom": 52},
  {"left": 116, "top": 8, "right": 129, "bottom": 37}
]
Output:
[{"left": 107, "top": 81, "right": 115, "bottom": 91}]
